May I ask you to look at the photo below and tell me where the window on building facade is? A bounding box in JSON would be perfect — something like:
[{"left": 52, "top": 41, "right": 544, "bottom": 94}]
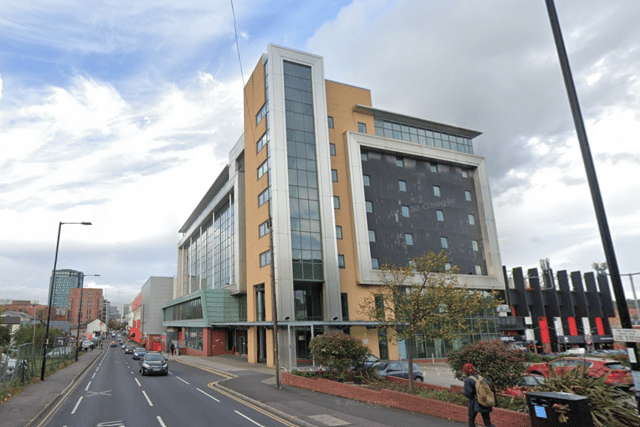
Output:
[
  {"left": 333, "top": 196, "right": 340, "bottom": 209},
  {"left": 399, "top": 180, "right": 407, "bottom": 192},
  {"left": 258, "top": 188, "right": 270, "bottom": 206},
  {"left": 461, "top": 169, "right": 469, "bottom": 178},
  {"left": 260, "top": 250, "right": 271, "bottom": 267},
  {"left": 331, "top": 169, "right": 338, "bottom": 182},
  {"left": 396, "top": 156, "right": 404, "bottom": 167},
  {"left": 472, "top": 240, "right": 479, "bottom": 251},
  {"left": 433, "top": 185, "right": 441, "bottom": 197},
  {"left": 405, "top": 233, "right": 414, "bottom": 245},
  {"left": 257, "top": 132, "right": 268, "bottom": 153},
  {"left": 258, "top": 158, "right": 269, "bottom": 180},
  {"left": 369, "top": 230, "right": 376, "bottom": 242},
  {"left": 336, "top": 225, "right": 343, "bottom": 239},
  {"left": 259, "top": 220, "right": 270, "bottom": 238},
  {"left": 363, "top": 175, "right": 370, "bottom": 186},
  {"left": 256, "top": 102, "right": 268, "bottom": 125},
  {"left": 437, "top": 210, "right": 445, "bottom": 221},
  {"left": 365, "top": 201, "right": 373, "bottom": 213},
  {"left": 330, "top": 143, "right": 336, "bottom": 156},
  {"left": 341, "top": 293, "right": 349, "bottom": 320},
  {"left": 465, "top": 190, "right": 472, "bottom": 201},
  {"left": 401, "top": 205, "right": 410, "bottom": 217},
  {"left": 328, "top": 116, "right": 334, "bottom": 128},
  {"left": 373, "top": 118, "right": 474, "bottom": 154},
  {"left": 338, "top": 255, "right": 345, "bottom": 268},
  {"left": 371, "top": 258, "right": 379, "bottom": 270},
  {"left": 441, "top": 236, "right": 449, "bottom": 249},
  {"left": 361, "top": 152, "right": 368, "bottom": 161},
  {"left": 468, "top": 214, "right": 476, "bottom": 225},
  {"left": 430, "top": 164, "right": 438, "bottom": 173},
  {"left": 358, "top": 122, "right": 367, "bottom": 133}
]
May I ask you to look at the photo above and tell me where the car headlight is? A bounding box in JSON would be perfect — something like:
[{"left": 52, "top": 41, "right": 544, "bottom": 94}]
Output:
[
  {"left": 142, "top": 363, "right": 150, "bottom": 369},
  {"left": 162, "top": 363, "right": 168, "bottom": 369}
]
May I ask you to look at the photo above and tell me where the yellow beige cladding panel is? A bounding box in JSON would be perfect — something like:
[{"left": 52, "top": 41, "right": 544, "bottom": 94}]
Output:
[
  {"left": 324, "top": 80, "right": 376, "bottom": 321},
  {"left": 245, "top": 55, "right": 272, "bottom": 326}
]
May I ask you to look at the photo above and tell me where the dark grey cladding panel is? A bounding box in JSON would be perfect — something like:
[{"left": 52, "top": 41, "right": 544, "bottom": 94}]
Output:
[{"left": 361, "top": 147, "right": 485, "bottom": 273}]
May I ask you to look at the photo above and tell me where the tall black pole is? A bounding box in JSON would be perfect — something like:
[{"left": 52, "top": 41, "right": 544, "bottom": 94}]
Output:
[
  {"left": 41, "top": 222, "right": 63, "bottom": 381},
  {"left": 545, "top": 0, "right": 640, "bottom": 406}
]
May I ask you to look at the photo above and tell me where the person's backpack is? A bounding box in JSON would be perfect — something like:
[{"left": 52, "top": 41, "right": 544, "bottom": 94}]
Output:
[{"left": 471, "top": 375, "right": 495, "bottom": 407}]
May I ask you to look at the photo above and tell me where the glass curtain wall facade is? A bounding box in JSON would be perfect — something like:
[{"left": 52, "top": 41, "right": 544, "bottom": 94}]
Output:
[
  {"left": 214, "top": 199, "right": 235, "bottom": 288},
  {"left": 183, "top": 197, "right": 235, "bottom": 292},
  {"left": 374, "top": 118, "right": 474, "bottom": 154},
  {"left": 284, "top": 61, "right": 324, "bottom": 282}
]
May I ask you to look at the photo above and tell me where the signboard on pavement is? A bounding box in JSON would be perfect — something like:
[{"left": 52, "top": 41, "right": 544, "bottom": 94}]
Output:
[{"left": 612, "top": 328, "right": 640, "bottom": 343}]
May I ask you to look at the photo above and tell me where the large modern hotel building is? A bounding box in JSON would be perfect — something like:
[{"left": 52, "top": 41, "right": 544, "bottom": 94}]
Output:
[{"left": 162, "top": 45, "right": 504, "bottom": 367}]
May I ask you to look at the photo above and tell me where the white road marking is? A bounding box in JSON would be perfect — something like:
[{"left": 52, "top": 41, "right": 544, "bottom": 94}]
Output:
[
  {"left": 92, "top": 373, "right": 96, "bottom": 379},
  {"left": 85, "top": 381, "right": 91, "bottom": 391},
  {"left": 157, "top": 416, "right": 167, "bottom": 427},
  {"left": 235, "top": 410, "right": 265, "bottom": 427},
  {"left": 177, "top": 376, "right": 190, "bottom": 385},
  {"left": 71, "top": 396, "right": 83, "bottom": 414},
  {"left": 196, "top": 388, "right": 220, "bottom": 402},
  {"left": 135, "top": 378, "right": 141, "bottom": 387},
  {"left": 142, "top": 390, "right": 153, "bottom": 407}
]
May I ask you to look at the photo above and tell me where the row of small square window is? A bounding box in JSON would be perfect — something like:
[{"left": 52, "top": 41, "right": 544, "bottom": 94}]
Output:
[
  {"left": 369, "top": 257, "right": 483, "bottom": 274},
  {"left": 327, "top": 116, "right": 367, "bottom": 134},
  {"left": 367, "top": 230, "right": 480, "bottom": 250},
  {"left": 259, "top": 238, "right": 482, "bottom": 275}
]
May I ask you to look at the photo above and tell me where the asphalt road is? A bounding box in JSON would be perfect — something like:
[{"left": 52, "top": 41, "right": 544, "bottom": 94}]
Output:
[{"left": 41, "top": 344, "right": 299, "bottom": 427}]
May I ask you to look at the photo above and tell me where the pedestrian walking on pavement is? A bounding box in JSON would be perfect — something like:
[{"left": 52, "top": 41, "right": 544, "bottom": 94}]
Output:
[
  {"left": 176, "top": 344, "right": 180, "bottom": 356},
  {"left": 170, "top": 342, "right": 175, "bottom": 356},
  {"left": 462, "top": 363, "right": 496, "bottom": 427}
]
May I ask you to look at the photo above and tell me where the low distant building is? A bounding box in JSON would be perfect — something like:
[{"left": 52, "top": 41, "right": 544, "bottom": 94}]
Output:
[
  {"left": 129, "top": 277, "right": 173, "bottom": 351},
  {"left": 85, "top": 319, "right": 108, "bottom": 340}
]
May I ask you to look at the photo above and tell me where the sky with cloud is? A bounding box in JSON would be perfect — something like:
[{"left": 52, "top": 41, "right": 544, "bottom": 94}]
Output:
[{"left": 1, "top": 0, "right": 639, "bottom": 310}]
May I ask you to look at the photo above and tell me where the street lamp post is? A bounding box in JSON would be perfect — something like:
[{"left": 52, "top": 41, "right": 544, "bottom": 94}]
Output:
[
  {"left": 76, "top": 274, "right": 100, "bottom": 361},
  {"left": 41, "top": 221, "right": 91, "bottom": 381}
]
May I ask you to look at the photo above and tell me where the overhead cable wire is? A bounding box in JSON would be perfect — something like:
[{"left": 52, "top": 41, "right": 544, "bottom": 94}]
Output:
[{"left": 230, "top": 0, "right": 245, "bottom": 87}]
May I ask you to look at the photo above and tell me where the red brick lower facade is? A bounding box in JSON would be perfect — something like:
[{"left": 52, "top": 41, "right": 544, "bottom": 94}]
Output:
[{"left": 282, "top": 373, "right": 530, "bottom": 427}]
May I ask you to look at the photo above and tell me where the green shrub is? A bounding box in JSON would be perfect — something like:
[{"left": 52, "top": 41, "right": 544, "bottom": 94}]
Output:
[
  {"left": 533, "top": 368, "right": 639, "bottom": 427},
  {"left": 447, "top": 339, "right": 526, "bottom": 393},
  {"left": 308, "top": 332, "right": 369, "bottom": 379}
]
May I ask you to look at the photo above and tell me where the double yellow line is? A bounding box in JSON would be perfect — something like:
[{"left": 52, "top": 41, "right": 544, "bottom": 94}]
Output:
[{"left": 208, "top": 382, "right": 300, "bottom": 427}]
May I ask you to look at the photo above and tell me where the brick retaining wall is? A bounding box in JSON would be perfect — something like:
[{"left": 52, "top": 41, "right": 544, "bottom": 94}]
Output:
[{"left": 282, "top": 372, "right": 530, "bottom": 427}]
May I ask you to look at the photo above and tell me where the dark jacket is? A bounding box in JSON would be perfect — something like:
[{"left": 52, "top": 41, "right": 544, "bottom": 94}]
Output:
[{"left": 463, "top": 374, "right": 492, "bottom": 413}]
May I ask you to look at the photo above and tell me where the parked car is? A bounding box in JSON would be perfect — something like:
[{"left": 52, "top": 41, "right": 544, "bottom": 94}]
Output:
[
  {"left": 110, "top": 341, "right": 117, "bottom": 347},
  {"left": 47, "top": 347, "right": 72, "bottom": 358},
  {"left": 81, "top": 340, "right": 95, "bottom": 351},
  {"left": 502, "top": 374, "right": 545, "bottom": 398},
  {"left": 372, "top": 360, "right": 424, "bottom": 382},
  {"left": 132, "top": 347, "right": 148, "bottom": 360},
  {"left": 350, "top": 353, "right": 381, "bottom": 371},
  {"left": 526, "top": 357, "right": 632, "bottom": 387},
  {"left": 1, "top": 354, "right": 17, "bottom": 379},
  {"left": 125, "top": 345, "right": 135, "bottom": 354},
  {"left": 139, "top": 353, "right": 169, "bottom": 376}
]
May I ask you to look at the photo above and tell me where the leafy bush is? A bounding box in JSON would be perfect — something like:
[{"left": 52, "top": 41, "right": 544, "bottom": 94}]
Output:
[
  {"left": 308, "top": 332, "right": 370, "bottom": 380},
  {"left": 533, "top": 367, "right": 639, "bottom": 427},
  {"left": 447, "top": 339, "right": 526, "bottom": 393}
]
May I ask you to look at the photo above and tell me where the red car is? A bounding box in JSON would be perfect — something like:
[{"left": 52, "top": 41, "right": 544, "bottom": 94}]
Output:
[{"left": 526, "top": 357, "right": 631, "bottom": 387}]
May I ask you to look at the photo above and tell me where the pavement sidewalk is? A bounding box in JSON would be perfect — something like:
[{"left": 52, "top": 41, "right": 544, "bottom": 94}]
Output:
[
  {"left": 0, "top": 348, "right": 103, "bottom": 427},
  {"left": 167, "top": 353, "right": 466, "bottom": 427}
]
